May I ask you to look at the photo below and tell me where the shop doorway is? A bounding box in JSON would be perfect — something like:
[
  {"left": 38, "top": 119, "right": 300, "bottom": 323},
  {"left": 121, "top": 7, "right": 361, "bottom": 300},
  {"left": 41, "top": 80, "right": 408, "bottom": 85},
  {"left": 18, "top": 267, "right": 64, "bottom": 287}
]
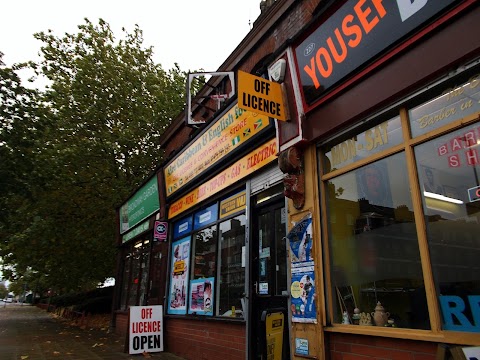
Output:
[{"left": 250, "top": 187, "right": 290, "bottom": 360}]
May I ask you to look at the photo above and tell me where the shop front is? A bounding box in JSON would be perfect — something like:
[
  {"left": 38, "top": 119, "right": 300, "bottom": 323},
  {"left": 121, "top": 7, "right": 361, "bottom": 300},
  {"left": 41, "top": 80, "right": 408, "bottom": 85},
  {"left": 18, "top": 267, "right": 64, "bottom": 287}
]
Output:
[
  {"left": 162, "top": 101, "right": 291, "bottom": 360},
  {"left": 113, "top": 175, "right": 170, "bottom": 336},
  {"left": 280, "top": 0, "right": 480, "bottom": 358}
]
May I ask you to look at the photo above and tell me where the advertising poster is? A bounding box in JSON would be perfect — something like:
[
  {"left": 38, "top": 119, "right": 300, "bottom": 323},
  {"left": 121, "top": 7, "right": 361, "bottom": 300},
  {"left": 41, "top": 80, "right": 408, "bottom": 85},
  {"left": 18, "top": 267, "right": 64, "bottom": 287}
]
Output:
[
  {"left": 288, "top": 214, "right": 316, "bottom": 323},
  {"left": 291, "top": 265, "right": 316, "bottom": 323},
  {"left": 288, "top": 214, "right": 313, "bottom": 263},
  {"left": 129, "top": 305, "right": 163, "bottom": 354},
  {"left": 167, "top": 237, "right": 190, "bottom": 315},
  {"left": 188, "top": 277, "right": 214, "bottom": 316}
]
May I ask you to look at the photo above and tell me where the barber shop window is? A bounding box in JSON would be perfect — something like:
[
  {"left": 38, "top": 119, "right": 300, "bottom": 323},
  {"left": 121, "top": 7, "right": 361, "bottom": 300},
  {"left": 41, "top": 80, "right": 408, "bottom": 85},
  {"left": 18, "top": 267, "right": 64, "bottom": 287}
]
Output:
[
  {"left": 320, "top": 63, "right": 480, "bottom": 336},
  {"left": 409, "top": 68, "right": 480, "bottom": 333},
  {"left": 413, "top": 128, "right": 480, "bottom": 332},
  {"left": 167, "top": 190, "right": 246, "bottom": 318}
]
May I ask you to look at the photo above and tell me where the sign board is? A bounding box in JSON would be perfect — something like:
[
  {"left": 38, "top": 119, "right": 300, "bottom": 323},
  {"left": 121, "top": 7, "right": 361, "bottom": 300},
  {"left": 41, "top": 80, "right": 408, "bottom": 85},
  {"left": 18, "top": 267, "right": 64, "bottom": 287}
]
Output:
[
  {"left": 238, "top": 70, "right": 287, "bottom": 121},
  {"left": 295, "top": 0, "right": 458, "bottom": 106},
  {"left": 122, "top": 221, "right": 150, "bottom": 244},
  {"left": 220, "top": 191, "right": 246, "bottom": 219},
  {"left": 129, "top": 305, "right": 164, "bottom": 354},
  {"left": 154, "top": 221, "right": 168, "bottom": 241},
  {"left": 462, "top": 347, "right": 480, "bottom": 360},
  {"left": 164, "top": 102, "right": 271, "bottom": 197},
  {"left": 168, "top": 138, "right": 277, "bottom": 218},
  {"left": 120, "top": 176, "right": 159, "bottom": 234}
]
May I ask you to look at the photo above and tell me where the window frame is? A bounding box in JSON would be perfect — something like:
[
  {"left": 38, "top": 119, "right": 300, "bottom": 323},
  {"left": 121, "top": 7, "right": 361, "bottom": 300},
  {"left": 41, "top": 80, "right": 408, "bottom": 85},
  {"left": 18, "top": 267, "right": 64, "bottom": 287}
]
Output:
[
  {"left": 318, "top": 64, "right": 480, "bottom": 345},
  {"left": 167, "top": 188, "right": 247, "bottom": 320}
]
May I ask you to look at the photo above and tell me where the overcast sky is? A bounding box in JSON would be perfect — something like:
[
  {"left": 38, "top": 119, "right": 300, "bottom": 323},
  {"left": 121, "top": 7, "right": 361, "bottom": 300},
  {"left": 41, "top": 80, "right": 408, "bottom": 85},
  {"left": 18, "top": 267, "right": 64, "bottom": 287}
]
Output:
[{"left": 1, "top": 0, "right": 262, "bottom": 81}]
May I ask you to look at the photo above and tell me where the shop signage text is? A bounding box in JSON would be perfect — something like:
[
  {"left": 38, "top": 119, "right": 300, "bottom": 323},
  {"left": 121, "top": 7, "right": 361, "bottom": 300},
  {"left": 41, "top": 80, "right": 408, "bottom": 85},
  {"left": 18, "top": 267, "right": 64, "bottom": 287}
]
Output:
[
  {"left": 220, "top": 191, "right": 246, "bottom": 219},
  {"left": 122, "top": 220, "right": 149, "bottom": 244},
  {"left": 168, "top": 138, "right": 277, "bottom": 218},
  {"left": 295, "top": 0, "right": 457, "bottom": 106},
  {"left": 129, "top": 305, "right": 164, "bottom": 354},
  {"left": 410, "top": 73, "right": 480, "bottom": 138},
  {"left": 439, "top": 295, "right": 480, "bottom": 333},
  {"left": 154, "top": 221, "right": 168, "bottom": 241},
  {"left": 437, "top": 128, "right": 480, "bottom": 168},
  {"left": 238, "top": 71, "right": 287, "bottom": 121},
  {"left": 164, "top": 103, "right": 270, "bottom": 197},
  {"left": 330, "top": 120, "right": 389, "bottom": 168},
  {"left": 120, "top": 177, "right": 159, "bottom": 234}
]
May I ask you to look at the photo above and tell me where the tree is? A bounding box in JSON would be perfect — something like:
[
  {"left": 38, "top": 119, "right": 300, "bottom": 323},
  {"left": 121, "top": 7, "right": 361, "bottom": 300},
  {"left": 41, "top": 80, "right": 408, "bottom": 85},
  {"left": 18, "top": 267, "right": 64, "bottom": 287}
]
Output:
[
  {"left": 0, "top": 53, "right": 51, "bottom": 288},
  {"left": 0, "top": 19, "right": 189, "bottom": 292},
  {"left": 0, "top": 283, "right": 7, "bottom": 299}
]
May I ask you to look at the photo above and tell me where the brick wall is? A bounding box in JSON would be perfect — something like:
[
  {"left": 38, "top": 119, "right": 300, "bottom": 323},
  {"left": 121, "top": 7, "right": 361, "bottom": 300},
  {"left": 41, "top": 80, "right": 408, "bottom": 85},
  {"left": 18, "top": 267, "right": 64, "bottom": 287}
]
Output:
[
  {"left": 165, "top": 318, "right": 246, "bottom": 360},
  {"left": 114, "top": 312, "right": 128, "bottom": 337},
  {"left": 327, "top": 333, "right": 438, "bottom": 360}
]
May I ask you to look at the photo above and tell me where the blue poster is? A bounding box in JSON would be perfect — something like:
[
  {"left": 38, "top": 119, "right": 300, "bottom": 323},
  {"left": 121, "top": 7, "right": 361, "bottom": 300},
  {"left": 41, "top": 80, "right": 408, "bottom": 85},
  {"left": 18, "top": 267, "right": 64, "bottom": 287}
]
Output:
[
  {"left": 290, "top": 263, "right": 316, "bottom": 323},
  {"left": 288, "top": 214, "right": 313, "bottom": 263},
  {"left": 288, "top": 214, "right": 316, "bottom": 323}
]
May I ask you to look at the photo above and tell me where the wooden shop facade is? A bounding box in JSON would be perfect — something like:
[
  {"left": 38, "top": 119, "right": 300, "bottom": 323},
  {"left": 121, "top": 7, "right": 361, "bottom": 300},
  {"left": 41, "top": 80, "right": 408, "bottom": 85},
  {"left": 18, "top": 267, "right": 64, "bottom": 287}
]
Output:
[{"left": 112, "top": 1, "right": 480, "bottom": 359}]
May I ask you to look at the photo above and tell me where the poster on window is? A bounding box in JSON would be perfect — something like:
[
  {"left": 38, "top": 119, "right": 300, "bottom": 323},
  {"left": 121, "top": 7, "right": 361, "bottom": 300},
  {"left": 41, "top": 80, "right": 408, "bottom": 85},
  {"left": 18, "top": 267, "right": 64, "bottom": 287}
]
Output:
[
  {"left": 188, "top": 277, "right": 214, "bottom": 316},
  {"left": 167, "top": 236, "right": 190, "bottom": 315},
  {"left": 290, "top": 264, "right": 316, "bottom": 323},
  {"left": 288, "top": 214, "right": 313, "bottom": 263}
]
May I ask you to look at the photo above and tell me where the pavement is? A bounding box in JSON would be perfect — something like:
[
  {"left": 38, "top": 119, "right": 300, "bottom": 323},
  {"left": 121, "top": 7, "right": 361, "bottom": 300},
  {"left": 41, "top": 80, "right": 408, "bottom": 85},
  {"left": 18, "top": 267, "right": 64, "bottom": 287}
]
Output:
[{"left": 0, "top": 303, "right": 185, "bottom": 360}]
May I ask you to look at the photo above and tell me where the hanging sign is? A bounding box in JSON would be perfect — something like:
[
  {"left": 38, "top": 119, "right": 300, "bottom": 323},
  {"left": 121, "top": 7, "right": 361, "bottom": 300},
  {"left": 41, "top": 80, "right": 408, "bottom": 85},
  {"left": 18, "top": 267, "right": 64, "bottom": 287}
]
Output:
[{"left": 238, "top": 70, "right": 287, "bottom": 121}]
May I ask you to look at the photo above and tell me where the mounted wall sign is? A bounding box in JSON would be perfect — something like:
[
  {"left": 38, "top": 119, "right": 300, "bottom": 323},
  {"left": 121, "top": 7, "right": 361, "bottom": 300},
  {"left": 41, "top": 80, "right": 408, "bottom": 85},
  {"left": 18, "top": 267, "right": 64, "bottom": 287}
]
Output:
[
  {"left": 238, "top": 70, "right": 288, "bottom": 121},
  {"left": 295, "top": 0, "right": 458, "bottom": 107}
]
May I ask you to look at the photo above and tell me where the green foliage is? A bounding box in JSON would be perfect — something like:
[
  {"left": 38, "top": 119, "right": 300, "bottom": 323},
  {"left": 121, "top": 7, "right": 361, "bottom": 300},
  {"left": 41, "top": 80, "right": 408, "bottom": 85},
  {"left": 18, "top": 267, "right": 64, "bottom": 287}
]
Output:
[
  {"left": 0, "top": 19, "right": 188, "bottom": 293},
  {"left": 0, "top": 283, "right": 7, "bottom": 299}
]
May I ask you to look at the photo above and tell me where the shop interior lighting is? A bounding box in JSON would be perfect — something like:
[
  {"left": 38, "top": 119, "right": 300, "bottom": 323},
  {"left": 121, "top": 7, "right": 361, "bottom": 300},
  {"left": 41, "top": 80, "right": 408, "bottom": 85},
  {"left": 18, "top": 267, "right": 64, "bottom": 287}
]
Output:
[{"left": 424, "top": 191, "right": 464, "bottom": 204}]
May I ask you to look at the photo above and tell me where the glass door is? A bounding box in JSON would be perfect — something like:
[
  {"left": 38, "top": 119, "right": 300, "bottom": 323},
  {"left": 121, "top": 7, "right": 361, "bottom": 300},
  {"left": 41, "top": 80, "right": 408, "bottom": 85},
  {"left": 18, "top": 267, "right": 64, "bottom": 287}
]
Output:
[{"left": 250, "top": 188, "right": 289, "bottom": 360}]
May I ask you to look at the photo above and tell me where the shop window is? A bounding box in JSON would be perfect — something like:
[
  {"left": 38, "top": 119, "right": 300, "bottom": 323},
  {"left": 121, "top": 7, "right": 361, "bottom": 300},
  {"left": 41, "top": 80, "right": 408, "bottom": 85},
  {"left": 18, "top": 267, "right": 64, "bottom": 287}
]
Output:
[
  {"left": 414, "top": 123, "right": 480, "bottom": 332},
  {"left": 192, "top": 225, "right": 217, "bottom": 280},
  {"left": 119, "top": 239, "right": 151, "bottom": 310},
  {"left": 218, "top": 215, "right": 246, "bottom": 317},
  {"left": 409, "top": 72, "right": 480, "bottom": 138},
  {"left": 167, "top": 190, "right": 246, "bottom": 318},
  {"left": 325, "top": 153, "right": 429, "bottom": 329}
]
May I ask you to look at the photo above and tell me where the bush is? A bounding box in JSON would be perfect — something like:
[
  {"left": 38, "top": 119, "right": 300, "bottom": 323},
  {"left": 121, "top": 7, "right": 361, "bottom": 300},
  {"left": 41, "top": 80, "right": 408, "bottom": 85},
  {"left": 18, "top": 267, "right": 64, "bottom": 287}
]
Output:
[
  {"left": 42, "top": 286, "right": 114, "bottom": 314},
  {"left": 73, "top": 295, "right": 112, "bottom": 314}
]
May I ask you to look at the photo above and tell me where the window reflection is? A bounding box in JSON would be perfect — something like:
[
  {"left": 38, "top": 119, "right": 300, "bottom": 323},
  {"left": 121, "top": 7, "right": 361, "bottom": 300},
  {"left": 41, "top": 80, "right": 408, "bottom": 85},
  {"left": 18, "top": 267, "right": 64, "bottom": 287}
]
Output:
[
  {"left": 218, "top": 215, "right": 246, "bottom": 317},
  {"left": 414, "top": 123, "right": 480, "bottom": 332},
  {"left": 192, "top": 226, "right": 217, "bottom": 280},
  {"left": 326, "top": 153, "right": 429, "bottom": 329}
]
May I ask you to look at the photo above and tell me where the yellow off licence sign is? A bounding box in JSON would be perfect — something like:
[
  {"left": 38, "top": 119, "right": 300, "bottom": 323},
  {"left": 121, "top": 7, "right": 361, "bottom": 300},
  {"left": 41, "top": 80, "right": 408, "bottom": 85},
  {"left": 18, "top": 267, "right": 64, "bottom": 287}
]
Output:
[{"left": 238, "top": 70, "right": 287, "bottom": 121}]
